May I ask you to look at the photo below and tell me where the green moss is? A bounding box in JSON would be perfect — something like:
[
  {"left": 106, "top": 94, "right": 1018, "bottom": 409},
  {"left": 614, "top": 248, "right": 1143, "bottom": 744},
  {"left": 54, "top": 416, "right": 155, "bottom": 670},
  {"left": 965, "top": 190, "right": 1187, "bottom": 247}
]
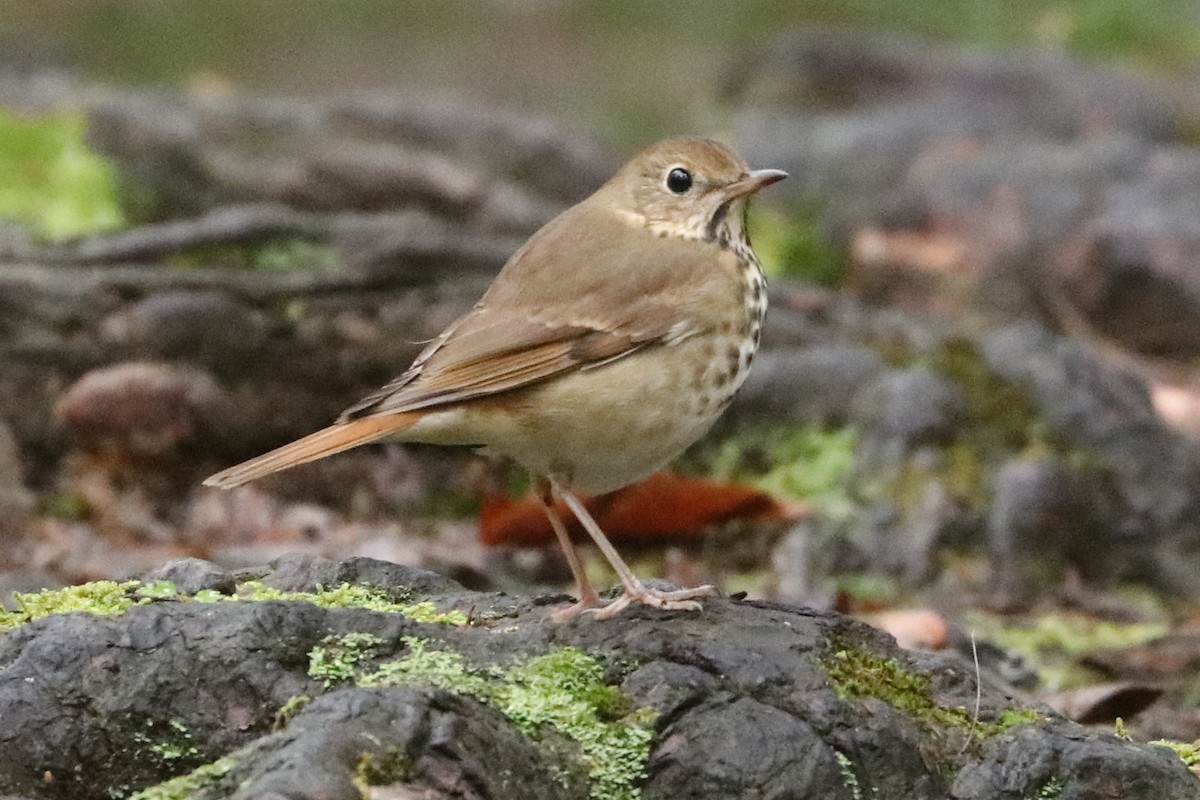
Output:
[
  {"left": 353, "top": 747, "right": 414, "bottom": 790},
  {"left": 0, "top": 578, "right": 467, "bottom": 635},
  {"left": 402, "top": 484, "right": 485, "bottom": 520},
  {"left": 930, "top": 337, "right": 1042, "bottom": 455},
  {"left": 695, "top": 423, "right": 858, "bottom": 517},
  {"left": 939, "top": 439, "right": 990, "bottom": 506},
  {"left": 820, "top": 641, "right": 1040, "bottom": 741},
  {"left": 395, "top": 601, "right": 471, "bottom": 626},
  {"left": 749, "top": 202, "right": 846, "bottom": 287},
  {"left": 143, "top": 720, "right": 200, "bottom": 762},
  {"left": 833, "top": 573, "right": 904, "bottom": 607},
  {"left": 239, "top": 580, "right": 404, "bottom": 609},
  {"left": 722, "top": 569, "right": 778, "bottom": 599},
  {"left": 171, "top": 238, "right": 338, "bottom": 271},
  {"left": 112, "top": 716, "right": 207, "bottom": 796},
  {"left": 252, "top": 240, "right": 338, "bottom": 271},
  {"left": 39, "top": 490, "right": 90, "bottom": 521},
  {"left": 0, "top": 580, "right": 145, "bottom": 631},
  {"left": 237, "top": 581, "right": 468, "bottom": 625},
  {"left": 271, "top": 695, "right": 309, "bottom": 734},
  {"left": 858, "top": 337, "right": 1113, "bottom": 540},
  {"left": 361, "top": 639, "right": 654, "bottom": 800},
  {"left": 994, "top": 708, "right": 1041, "bottom": 728},
  {"left": 360, "top": 636, "right": 495, "bottom": 695},
  {"left": 125, "top": 755, "right": 237, "bottom": 800},
  {"left": 0, "top": 109, "right": 124, "bottom": 240},
  {"left": 834, "top": 751, "right": 863, "bottom": 800},
  {"left": 499, "top": 649, "right": 652, "bottom": 800},
  {"left": 823, "top": 646, "right": 960, "bottom": 726},
  {"left": 308, "top": 632, "right": 385, "bottom": 686},
  {"left": 1029, "top": 777, "right": 1065, "bottom": 800},
  {"left": 136, "top": 580, "right": 180, "bottom": 600},
  {"left": 273, "top": 694, "right": 312, "bottom": 731}
]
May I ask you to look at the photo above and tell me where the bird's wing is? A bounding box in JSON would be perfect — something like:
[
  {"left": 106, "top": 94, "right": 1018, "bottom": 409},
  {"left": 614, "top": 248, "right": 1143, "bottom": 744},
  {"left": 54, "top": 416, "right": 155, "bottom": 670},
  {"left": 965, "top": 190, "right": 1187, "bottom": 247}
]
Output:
[
  {"left": 340, "top": 205, "right": 731, "bottom": 421},
  {"left": 339, "top": 301, "right": 679, "bottom": 420}
]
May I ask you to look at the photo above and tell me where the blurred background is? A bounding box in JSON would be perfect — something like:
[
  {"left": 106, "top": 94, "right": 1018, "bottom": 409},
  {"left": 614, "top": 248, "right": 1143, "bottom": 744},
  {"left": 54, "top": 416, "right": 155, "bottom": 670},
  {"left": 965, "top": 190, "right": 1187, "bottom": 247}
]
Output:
[
  {"left": 6, "top": 0, "right": 1200, "bottom": 751},
  {"left": 5, "top": 0, "right": 1199, "bottom": 145}
]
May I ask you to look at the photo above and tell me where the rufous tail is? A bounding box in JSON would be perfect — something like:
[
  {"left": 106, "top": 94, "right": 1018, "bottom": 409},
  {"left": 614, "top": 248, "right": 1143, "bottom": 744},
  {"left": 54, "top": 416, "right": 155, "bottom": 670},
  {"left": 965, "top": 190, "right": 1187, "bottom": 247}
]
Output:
[{"left": 203, "top": 413, "right": 418, "bottom": 489}]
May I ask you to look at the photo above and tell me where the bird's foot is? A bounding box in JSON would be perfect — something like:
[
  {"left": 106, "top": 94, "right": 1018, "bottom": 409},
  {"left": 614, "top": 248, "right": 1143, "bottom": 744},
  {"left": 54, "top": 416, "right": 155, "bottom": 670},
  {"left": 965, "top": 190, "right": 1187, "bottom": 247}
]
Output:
[
  {"left": 582, "top": 581, "right": 716, "bottom": 621},
  {"left": 550, "top": 585, "right": 604, "bottom": 622}
]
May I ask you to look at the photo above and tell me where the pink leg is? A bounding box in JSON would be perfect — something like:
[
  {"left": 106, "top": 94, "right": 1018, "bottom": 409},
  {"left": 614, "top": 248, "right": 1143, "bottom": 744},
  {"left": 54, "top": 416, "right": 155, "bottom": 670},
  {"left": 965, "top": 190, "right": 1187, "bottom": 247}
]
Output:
[
  {"left": 535, "top": 479, "right": 601, "bottom": 620},
  {"left": 550, "top": 479, "right": 715, "bottom": 620}
]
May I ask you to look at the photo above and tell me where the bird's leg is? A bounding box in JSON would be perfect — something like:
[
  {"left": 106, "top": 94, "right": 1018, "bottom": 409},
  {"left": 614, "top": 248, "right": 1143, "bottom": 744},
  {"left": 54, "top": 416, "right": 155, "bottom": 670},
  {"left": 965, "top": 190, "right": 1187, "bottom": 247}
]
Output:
[
  {"left": 551, "top": 479, "right": 715, "bottom": 620},
  {"left": 536, "top": 478, "right": 602, "bottom": 621}
]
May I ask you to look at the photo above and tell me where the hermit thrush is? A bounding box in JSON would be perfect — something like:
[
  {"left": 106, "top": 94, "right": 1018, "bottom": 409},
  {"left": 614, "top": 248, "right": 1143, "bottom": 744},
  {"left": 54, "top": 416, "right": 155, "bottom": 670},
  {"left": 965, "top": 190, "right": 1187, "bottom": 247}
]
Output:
[{"left": 204, "top": 137, "right": 786, "bottom": 619}]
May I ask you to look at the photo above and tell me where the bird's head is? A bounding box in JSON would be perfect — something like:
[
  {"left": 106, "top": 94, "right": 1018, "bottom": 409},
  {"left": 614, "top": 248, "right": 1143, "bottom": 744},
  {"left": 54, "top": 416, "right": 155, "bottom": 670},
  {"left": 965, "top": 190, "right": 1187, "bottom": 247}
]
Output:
[{"left": 606, "top": 136, "right": 787, "bottom": 244}]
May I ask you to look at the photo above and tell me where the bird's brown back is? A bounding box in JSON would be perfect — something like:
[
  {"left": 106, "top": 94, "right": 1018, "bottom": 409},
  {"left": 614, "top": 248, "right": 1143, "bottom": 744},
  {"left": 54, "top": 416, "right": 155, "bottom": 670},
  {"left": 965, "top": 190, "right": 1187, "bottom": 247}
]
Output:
[{"left": 341, "top": 199, "right": 746, "bottom": 420}]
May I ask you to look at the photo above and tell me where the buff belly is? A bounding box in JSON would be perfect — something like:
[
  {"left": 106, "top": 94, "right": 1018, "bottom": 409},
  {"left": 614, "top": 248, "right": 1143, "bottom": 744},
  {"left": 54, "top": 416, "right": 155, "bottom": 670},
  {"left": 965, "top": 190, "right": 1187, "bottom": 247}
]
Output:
[{"left": 396, "top": 333, "right": 751, "bottom": 494}]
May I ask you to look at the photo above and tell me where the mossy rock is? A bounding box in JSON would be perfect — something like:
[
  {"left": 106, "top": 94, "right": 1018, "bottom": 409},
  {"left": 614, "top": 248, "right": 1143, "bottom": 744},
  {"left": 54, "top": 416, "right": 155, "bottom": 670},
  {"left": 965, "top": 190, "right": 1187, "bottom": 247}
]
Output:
[{"left": 0, "top": 556, "right": 1195, "bottom": 800}]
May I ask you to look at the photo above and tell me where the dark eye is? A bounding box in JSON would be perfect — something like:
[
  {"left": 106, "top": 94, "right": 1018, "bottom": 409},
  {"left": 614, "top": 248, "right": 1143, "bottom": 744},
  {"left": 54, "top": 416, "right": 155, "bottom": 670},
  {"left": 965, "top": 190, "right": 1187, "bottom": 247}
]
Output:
[{"left": 666, "top": 167, "right": 692, "bottom": 194}]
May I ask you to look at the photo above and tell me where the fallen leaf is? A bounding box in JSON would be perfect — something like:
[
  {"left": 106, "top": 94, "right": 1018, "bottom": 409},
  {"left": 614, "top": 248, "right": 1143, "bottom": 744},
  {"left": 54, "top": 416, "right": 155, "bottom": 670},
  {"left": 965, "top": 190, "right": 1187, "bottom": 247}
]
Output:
[
  {"left": 1046, "top": 681, "right": 1163, "bottom": 724},
  {"left": 864, "top": 608, "right": 950, "bottom": 651},
  {"left": 479, "top": 471, "right": 804, "bottom": 547},
  {"left": 1083, "top": 630, "right": 1200, "bottom": 680}
]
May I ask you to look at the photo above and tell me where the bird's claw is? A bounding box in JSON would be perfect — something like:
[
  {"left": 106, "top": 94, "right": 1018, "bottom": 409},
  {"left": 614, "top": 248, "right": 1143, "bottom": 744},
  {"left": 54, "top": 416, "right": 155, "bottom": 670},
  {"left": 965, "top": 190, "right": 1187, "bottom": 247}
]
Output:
[{"left": 580, "top": 582, "right": 717, "bottom": 621}]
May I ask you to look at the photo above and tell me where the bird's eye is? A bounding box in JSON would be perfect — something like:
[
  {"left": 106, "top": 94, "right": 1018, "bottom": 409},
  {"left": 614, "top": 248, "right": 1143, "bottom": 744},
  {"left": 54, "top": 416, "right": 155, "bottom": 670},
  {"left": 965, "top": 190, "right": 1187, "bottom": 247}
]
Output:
[{"left": 666, "top": 167, "right": 693, "bottom": 194}]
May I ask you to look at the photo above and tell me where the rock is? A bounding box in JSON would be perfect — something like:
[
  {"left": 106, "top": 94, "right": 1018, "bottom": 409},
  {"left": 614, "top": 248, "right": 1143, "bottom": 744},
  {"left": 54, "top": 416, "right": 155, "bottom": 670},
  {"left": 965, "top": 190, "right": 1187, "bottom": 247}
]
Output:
[
  {"left": 55, "top": 361, "right": 225, "bottom": 462},
  {"left": 245, "top": 553, "right": 464, "bottom": 597},
  {"left": 142, "top": 557, "right": 236, "bottom": 596},
  {"left": 79, "top": 88, "right": 615, "bottom": 223},
  {"left": 0, "top": 570, "right": 62, "bottom": 611},
  {"left": 986, "top": 456, "right": 1118, "bottom": 598},
  {"left": 980, "top": 325, "right": 1200, "bottom": 591},
  {"left": 853, "top": 367, "right": 966, "bottom": 453},
  {"left": 1054, "top": 151, "right": 1200, "bottom": 358},
  {"left": 0, "top": 556, "right": 1194, "bottom": 799},
  {"left": 728, "top": 31, "right": 1173, "bottom": 143},
  {"left": 0, "top": 419, "right": 32, "bottom": 539},
  {"left": 0, "top": 79, "right": 617, "bottom": 479},
  {"left": 233, "top": 688, "right": 586, "bottom": 800},
  {"left": 893, "top": 478, "right": 961, "bottom": 584},
  {"left": 341, "top": 208, "right": 516, "bottom": 281},
  {"left": 719, "top": 287, "right": 1200, "bottom": 599},
  {"left": 0, "top": 218, "right": 32, "bottom": 261},
  {"left": 945, "top": 629, "right": 1039, "bottom": 691},
  {"left": 646, "top": 695, "right": 848, "bottom": 797},
  {"left": 950, "top": 722, "right": 1194, "bottom": 799},
  {"left": 730, "top": 343, "right": 885, "bottom": 425},
  {"left": 729, "top": 29, "right": 1200, "bottom": 362},
  {"left": 750, "top": 318, "right": 1200, "bottom": 597},
  {"left": 100, "top": 291, "right": 269, "bottom": 363},
  {"left": 53, "top": 362, "right": 231, "bottom": 536}
]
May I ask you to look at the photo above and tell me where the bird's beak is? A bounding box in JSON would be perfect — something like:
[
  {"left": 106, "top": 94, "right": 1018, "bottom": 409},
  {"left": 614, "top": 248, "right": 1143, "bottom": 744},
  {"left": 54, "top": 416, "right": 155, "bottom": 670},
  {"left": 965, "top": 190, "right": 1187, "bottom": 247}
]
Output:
[{"left": 725, "top": 168, "right": 788, "bottom": 199}]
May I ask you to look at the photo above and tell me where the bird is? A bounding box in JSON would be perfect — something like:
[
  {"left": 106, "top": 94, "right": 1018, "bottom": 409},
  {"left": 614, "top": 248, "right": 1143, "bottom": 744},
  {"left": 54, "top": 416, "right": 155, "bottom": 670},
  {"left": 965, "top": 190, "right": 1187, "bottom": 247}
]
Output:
[{"left": 204, "top": 136, "right": 786, "bottom": 620}]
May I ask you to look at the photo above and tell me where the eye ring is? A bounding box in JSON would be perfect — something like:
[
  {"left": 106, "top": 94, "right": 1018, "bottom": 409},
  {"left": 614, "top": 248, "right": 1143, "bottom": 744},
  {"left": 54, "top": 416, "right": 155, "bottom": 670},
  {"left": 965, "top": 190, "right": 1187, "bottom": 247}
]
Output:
[{"left": 665, "top": 167, "right": 693, "bottom": 194}]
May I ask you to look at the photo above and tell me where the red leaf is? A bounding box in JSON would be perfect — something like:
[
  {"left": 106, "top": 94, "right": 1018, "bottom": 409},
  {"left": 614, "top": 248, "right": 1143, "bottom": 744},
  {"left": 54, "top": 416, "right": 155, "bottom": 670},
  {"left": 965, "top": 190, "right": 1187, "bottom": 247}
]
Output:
[{"left": 479, "top": 471, "right": 804, "bottom": 547}]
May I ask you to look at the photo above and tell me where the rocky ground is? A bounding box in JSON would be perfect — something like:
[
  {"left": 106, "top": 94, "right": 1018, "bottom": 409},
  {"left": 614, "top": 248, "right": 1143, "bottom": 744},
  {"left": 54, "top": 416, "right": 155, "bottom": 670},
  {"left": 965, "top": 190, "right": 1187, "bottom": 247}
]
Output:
[
  {"left": 5, "top": 29, "right": 1200, "bottom": 798},
  {"left": 1, "top": 555, "right": 1196, "bottom": 800}
]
